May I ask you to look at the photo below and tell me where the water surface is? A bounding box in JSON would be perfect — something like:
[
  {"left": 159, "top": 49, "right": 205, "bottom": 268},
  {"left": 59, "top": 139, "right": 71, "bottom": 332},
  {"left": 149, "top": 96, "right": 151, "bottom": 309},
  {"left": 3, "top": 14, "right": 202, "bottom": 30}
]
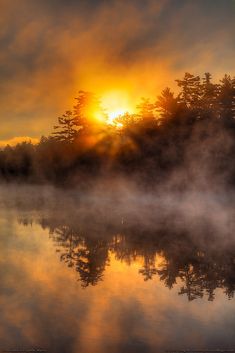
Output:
[{"left": 0, "top": 185, "right": 235, "bottom": 353}]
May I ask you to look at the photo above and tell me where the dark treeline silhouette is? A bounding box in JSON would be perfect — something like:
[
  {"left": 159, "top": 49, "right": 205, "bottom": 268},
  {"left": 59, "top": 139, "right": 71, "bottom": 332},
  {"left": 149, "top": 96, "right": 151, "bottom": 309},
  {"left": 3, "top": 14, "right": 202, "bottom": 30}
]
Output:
[{"left": 0, "top": 72, "right": 235, "bottom": 188}]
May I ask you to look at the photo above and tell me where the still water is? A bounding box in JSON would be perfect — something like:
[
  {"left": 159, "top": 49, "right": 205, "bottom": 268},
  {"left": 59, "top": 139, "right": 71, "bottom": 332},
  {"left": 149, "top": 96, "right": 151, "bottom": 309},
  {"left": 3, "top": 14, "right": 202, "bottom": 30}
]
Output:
[{"left": 0, "top": 185, "right": 235, "bottom": 353}]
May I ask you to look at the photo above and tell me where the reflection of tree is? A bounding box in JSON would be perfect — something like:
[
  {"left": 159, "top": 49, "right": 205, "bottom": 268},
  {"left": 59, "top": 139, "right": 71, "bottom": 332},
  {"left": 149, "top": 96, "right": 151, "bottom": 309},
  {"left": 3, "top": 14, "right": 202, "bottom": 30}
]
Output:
[
  {"left": 178, "top": 264, "right": 204, "bottom": 301},
  {"left": 139, "top": 255, "right": 157, "bottom": 281},
  {"left": 19, "top": 214, "right": 235, "bottom": 301},
  {"left": 49, "top": 224, "right": 109, "bottom": 287},
  {"left": 72, "top": 239, "right": 109, "bottom": 287},
  {"left": 157, "top": 250, "right": 235, "bottom": 301},
  {"left": 53, "top": 225, "right": 82, "bottom": 269},
  {"left": 157, "top": 259, "right": 179, "bottom": 289}
]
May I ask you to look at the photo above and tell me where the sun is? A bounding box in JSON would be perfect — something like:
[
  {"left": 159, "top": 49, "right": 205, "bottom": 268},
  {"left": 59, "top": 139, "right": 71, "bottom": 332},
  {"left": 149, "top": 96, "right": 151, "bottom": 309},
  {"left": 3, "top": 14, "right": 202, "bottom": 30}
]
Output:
[
  {"left": 107, "top": 109, "right": 128, "bottom": 124},
  {"left": 101, "top": 90, "right": 134, "bottom": 124}
]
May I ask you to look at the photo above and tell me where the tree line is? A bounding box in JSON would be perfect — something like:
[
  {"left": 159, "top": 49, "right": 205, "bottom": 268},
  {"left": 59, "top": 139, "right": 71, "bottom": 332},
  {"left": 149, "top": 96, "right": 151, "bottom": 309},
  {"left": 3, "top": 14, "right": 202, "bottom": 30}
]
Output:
[{"left": 0, "top": 72, "right": 235, "bottom": 187}]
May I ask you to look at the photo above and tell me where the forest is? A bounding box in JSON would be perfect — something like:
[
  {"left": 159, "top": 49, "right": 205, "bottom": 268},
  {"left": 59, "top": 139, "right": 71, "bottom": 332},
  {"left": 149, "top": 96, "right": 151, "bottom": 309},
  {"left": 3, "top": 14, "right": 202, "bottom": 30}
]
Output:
[{"left": 0, "top": 72, "right": 235, "bottom": 189}]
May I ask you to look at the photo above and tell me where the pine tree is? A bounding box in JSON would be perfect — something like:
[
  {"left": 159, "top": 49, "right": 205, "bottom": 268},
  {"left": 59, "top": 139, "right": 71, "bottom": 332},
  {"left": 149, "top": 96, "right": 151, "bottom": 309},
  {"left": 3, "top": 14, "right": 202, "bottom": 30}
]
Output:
[
  {"left": 114, "top": 112, "right": 138, "bottom": 128},
  {"left": 200, "top": 72, "right": 219, "bottom": 118},
  {"left": 136, "top": 98, "right": 157, "bottom": 130},
  {"left": 155, "top": 87, "right": 179, "bottom": 120},
  {"left": 73, "top": 90, "right": 106, "bottom": 133},
  {"left": 52, "top": 110, "right": 81, "bottom": 143},
  {"left": 217, "top": 74, "right": 235, "bottom": 120},
  {"left": 176, "top": 72, "right": 201, "bottom": 109},
  {"left": 136, "top": 98, "right": 155, "bottom": 119}
]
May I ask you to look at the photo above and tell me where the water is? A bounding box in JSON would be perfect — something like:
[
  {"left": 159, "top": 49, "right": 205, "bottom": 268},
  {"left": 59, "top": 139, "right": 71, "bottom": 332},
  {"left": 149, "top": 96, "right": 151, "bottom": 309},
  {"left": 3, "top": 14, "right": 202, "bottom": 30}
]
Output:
[{"left": 0, "top": 185, "right": 235, "bottom": 353}]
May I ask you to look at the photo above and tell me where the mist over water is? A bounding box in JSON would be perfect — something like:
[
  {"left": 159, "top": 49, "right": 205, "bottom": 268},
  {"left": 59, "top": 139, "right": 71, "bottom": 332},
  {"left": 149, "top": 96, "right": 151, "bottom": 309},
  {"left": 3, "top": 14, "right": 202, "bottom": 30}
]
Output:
[
  {"left": 1, "top": 183, "right": 235, "bottom": 353},
  {"left": 1, "top": 181, "right": 234, "bottom": 243}
]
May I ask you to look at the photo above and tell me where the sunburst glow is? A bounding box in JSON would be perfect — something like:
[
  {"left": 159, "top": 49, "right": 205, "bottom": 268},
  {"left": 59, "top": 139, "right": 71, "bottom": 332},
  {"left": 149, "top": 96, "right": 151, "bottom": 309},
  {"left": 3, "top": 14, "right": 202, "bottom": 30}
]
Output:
[{"left": 102, "top": 91, "right": 134, "bottom": 124}]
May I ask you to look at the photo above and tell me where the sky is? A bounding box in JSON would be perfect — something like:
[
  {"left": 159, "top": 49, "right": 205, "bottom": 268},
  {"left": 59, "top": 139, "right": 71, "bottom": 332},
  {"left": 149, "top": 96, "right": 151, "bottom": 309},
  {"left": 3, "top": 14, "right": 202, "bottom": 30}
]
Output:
[{"left": 0, "top": 0, "right": 234, "bottom": 145}]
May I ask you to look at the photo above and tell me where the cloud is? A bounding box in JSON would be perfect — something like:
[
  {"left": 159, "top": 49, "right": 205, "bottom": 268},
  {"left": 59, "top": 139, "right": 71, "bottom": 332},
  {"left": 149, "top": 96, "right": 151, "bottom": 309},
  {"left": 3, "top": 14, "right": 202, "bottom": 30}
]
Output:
[
  {"left": 0, "top": 0, "right": 234, "bottom": 139},
  {"left": 0, "top": 136, "right": 39, "bottom": 148}
]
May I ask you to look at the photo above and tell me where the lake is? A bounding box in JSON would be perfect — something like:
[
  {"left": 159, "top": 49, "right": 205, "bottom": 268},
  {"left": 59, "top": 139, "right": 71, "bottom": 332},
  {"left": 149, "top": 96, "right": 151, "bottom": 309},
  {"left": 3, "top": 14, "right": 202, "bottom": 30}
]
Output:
[{"left": 0, "top": 184, "right": 235, "bottom": 353}]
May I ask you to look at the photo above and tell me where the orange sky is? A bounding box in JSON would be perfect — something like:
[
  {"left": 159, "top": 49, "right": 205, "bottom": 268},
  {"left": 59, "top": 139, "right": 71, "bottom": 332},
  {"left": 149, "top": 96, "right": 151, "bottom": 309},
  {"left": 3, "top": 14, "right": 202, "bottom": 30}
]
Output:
[{"left": 0, "top": 0, "right": 234, "bottom": 145}]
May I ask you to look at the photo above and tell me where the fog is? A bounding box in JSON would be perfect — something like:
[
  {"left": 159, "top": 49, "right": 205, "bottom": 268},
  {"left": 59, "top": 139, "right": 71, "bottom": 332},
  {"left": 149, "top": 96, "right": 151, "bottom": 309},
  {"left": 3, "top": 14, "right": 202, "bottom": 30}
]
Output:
[{"left": 1, "top": 181, "right": 234, "bottom": 247}]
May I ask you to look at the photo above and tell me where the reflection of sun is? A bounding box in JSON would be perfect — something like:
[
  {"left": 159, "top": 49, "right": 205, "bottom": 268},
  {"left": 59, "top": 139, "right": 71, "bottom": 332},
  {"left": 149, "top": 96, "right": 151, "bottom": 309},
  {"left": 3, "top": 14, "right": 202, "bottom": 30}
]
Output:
[{"left": 102, "top": 90, "right": 134, "bottom": 124}]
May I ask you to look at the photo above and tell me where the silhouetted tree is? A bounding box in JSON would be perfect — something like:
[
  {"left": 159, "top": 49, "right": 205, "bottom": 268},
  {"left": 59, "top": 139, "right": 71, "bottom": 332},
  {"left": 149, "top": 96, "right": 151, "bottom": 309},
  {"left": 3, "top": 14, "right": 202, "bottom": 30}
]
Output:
[
  {"left": 155, "top": 87, "right": 180, "bottom": 120},
  {"left": 176, "top": 72, "right": 201, "bottom": 109},
  {"left": 52, "top": 110, "right": 81, "bottom": 143},
  {"left": 218, "top": 74, "right": 235, "bottom": 121},
  {"left": 114, "top": 112, "right": 139, "bottom": 129},
  {"left": 200, "top": 72, "right": 219, "bottom": 118},
  {"left": 137, "top": 98, "right": 156, "bottom": 125},
  {"left": 73, "top": 90, "right": 107, "bottom": 135}
]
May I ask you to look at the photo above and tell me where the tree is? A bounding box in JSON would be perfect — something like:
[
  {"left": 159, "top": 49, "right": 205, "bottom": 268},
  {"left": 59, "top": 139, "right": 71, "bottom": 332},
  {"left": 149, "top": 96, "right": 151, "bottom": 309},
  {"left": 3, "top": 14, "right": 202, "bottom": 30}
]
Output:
[
  {"left": 217, "top": 74, "right": 235, "bottom": 121},
  {"left": 73, "top": 90, "right": 107, "bottom": 134},
  {"left": 52, "top": 110, "right": 81, "bottom": 143},
  {"left": 136, "top": 97, "right": 155, "bottom": 119},
  {"left": 114, "top": 112, "right": 139, "bottom": 130},
  {"left": 176, "top": 72, "right": 201, "bottom": 109},
  {"left": 199, "top": 72, "right": 219, "bottom": 119},
  {"left": 136, "top": 97, "right": 158, "bottom": 132},
  {"left": 155, "top": 87, "right": 180, "bottom": 120}
]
